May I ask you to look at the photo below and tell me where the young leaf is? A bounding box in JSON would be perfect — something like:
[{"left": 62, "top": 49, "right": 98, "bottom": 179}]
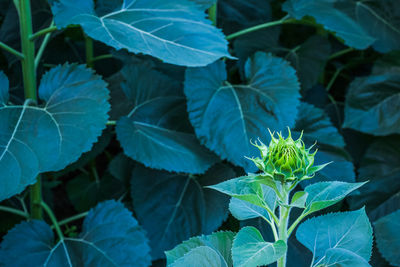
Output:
[
  {"left": 232, "top": 226, "right": 287, "bottom": 267},
  {"left": 374, "top": 209, "right": 400, "bottom": 266},
  {"left": 343, "top": 69, "right": 400, "bottom": 135},
  {"left": 304, "top": 181, "right": 365, "bottom": 214},
  {"left": 282, "top": 0, "right": 375, "bottom": 49},
  {"left": 293, "top": 102, "right": 355, "bottom": 184},
  {"left": 184, "top": 52, "right": 300, "bottom": 170},
  {"left": 290, "top": 191, "right": 308, "bottom": 208},
  {"left": 131, "top": 163, "right": 235, "bottom": 259},
  {"left": 296, "top": 208, "right": 373, "bottom": 266},
  {"left": 0, "top": 200, "right": 151, "bottom": 266},
  {"left": 50, "top": 0, "right": 231, "bottom": 67},
  {"left": 166, "top": 231, "right": 235, "bottom": 266},
  {"left": 0, "top": 64, "right": 109, "bottom": 201},
  {"left": 116, "top": 64, "right": 219, "bottom": 174},
  {"left": 171, "top": 246, "right": 228, "bottom": 267}
]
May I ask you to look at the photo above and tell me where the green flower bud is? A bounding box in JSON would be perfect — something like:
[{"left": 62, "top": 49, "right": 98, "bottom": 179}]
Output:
[{"left": 248, "top": 129, "right": 327, "bottom": 183}]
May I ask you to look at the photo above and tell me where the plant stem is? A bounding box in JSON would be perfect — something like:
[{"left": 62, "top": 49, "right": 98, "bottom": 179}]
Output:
[
  {"left": 0, "top": 205, "right": 29, "bottom": 218},
  {"left": 0, "top": 41, "right": 24, "bottom": 59},
  {"left": 30, "top": 25, "right": 58, "bottom": 40},
  {"left": 329, "top": 47, "right": 354, "bottom": 61},
  {"left": 226, "top": 15, "right": 294, "bottom": 40},
  {"left": 208, "top": 2, "right": 217, "bottom": 26},
  {"left": 277, "top": 189, "right": 290, "bottom": 267},
  {"left": 58, "top": 211, "right": 89, "bottom": 227},
  {"left": 287, "top": 211, "right": 308, "bottom": 237},
  {"left": 326, "top": 66, "right": 344, "bottom": 92},
  {"left": 85, "top": 34, "right": 94, "bottom": 68},
  {"left": 18, "top": 0, "right": 42, "bottom": 219},
  {"left": 92, "top": 54, "right": 113, "bottom": 63},
  {"left": 106, "top": 120, "right": 117, "bottom": 126},
  {"left": 35, "top": 21, "right": 55, "bottom": 69},
  {"left": 40, "top": 201, "right": 64, "bottom": 240}
]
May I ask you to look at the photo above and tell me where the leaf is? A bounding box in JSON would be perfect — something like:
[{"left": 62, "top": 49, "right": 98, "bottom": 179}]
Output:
[
  {"left": 323, "top": 248, "right": 372, "bottom": 267},
  {"left": 374, "top": 209, "right": 400, "bottom": 267},
  {"left": 282, "top": 0, "right": 375, "bottom": 49},
  {"left": 355, "top": 0, "right": 400, "bottom": 53},
  {"left": 348, "top": 137, "right": 400, "bottom": 211},
  {"left": 296, "top": 208, "right": 373, "bottom": 266},
  {"left": 0, "top": 64, "right": 109, "bottom": 201},
  {"left": 0, "top": 71, "right": 8, "bottom": 104},
  {"left": 50, "top": 0, "right": 231, "bottom": 67},
  {"left": 116, "top": 64, "right": 218, "bottom": 174},
  {"left": 290, "top": 191, "right": 308, "bottom": 208},
  {"left": 293, "top": 102, "right": 355, "bottom": 185},
  {"left": 343, "top": 68, "right": 400, "bottom": 135},
  {"left": 171, "top": 246, "right": 227, "bottom": 267},
  {"left": 131, "top": 163, "right": 235, "bottom": 259},
  {"left": 0, "top": 200, "right": 151, "bottom": 267},
  {"left": 232, "top": 226, "right": 287, "bottom": 267},
  {"left": 184, "top": 52, "right": 300, "bottom": 170},
  {"left": 166, "top": 231, "right": 235, "bottom": 266},
  {"left": 304, "top": 181, "right": 365, "bottom": 214}
]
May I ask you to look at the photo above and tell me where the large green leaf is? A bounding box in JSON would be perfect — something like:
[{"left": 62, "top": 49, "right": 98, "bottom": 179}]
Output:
[
  {"left": 171, "top": 246, "right": 227, "bottom": 267},
  {"left": 304, "top": 181, "right": 365, "bottom": 214},
  {"left": 282, "top": 0, "right": 375, "bottom": 49},
  {"left": 374, "top": 209, "right": 400, "bottom": 266},
  {"left": 0, "top": 200, "right": 151, "bottom": 267},
  {"left": 0, "top": 64, "right": 109, "bottom": 201},
  {"left": 116, "top": 64, "right": 219, "bottom": 174},
  {"left": 296, "top": 208, "right": 373, "bottom": 267},
  {"left": 323, "top": 248, "right": 371, "bottom": 267},
  {"left": 348, "top": 137, "right": 400, "bottom": 210},
  {"left": 232, "top": 226, "right": 287, "bottom": 267},
  {"left": 166, "top": 231, "right": 235, "bottom": 266},
  {"left": 50, "top": 0, "right": 231, "bottom": 67},
  {"left": 131, "top": 163, "right": 235, "bottom": 259},
  {"left": 184, "top": 52, "right": 300, "bottom": 170},
  {"left": 343, "top": 68, "right": 400, "bottom": 135},
  {"left": 293, "top": 102, "right": 355, "bottom": 184}
]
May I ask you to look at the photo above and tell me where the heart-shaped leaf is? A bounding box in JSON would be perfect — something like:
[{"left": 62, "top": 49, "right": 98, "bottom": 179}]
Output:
[
  {"left": 0, "top": 200, "right": 151, "bottom": 266},
  {"left": 50, "top": 0, "right": 231, "bottom": 67},
  {"left": 0, "top": 65, "right": 109, "bottom": 201},
  {"left": 184, "top": 52, "right": 300, "bottom": 170}
]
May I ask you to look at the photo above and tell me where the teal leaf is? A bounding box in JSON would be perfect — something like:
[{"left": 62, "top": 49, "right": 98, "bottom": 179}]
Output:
[
  {"left": 0, "top": 200, "right": 151, "bottom": 267},
  {"left": 232, "top": 226, "right": 287, "bottom": 267},
  {"left": 0, "top": 64, "right": 109, "bottom": 201},
  {"left": 228, "top": 185, "right": 276, "bottom": 220},
  {"left": 290, "top": 191, "right": 308, "bottom": 208},
  {"left": 116, "top": 65, "right": 218, "bottom": 174},
  {"left": 184, "top": 52, "right": 300, "bottom": 170},
  {"left": 282, "top": 0, "right": 375, "bottom": 49},
  {"left": 131, "top": 163, "right": 235, "bottom": 259},
  {"left": 348, "top": 137, "right": 400, "bottom": 211},
  {"left": 171, "top": 246, "right": 227, "bottom": 267},
  {"left": 343, "top": 69, "right": 400, "bottom": 135},
  {"left": 323, "top": 248, "right": 371, "bottom": 267},
  {"left": 293, "top": 102, "right": 355, "bottom": 184},
  {"left": 374, "top": 209, "right": 400, "bottom": 266},
  {"left": 166, "top": 231, "right": 235, "bottom": 266},
  {"left": 355, "top": 0, "right": 400, "bottom": 53},
  {"left": 50, "top": 0, "right": 231, "bottom": 67},
  {"left": 304, "top": 181, "right": 365, "bottom": 214},
  {"left": 296, "top": 208, "right": 373, "bottom": 266}
]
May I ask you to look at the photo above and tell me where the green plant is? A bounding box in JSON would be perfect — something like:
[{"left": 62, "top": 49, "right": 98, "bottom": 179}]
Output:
[{"left": 166, "top": 130, "right": 372, "bottom": 267}]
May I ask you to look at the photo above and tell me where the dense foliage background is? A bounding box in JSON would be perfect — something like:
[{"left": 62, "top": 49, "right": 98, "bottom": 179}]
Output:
[{"left": 0, "top": 0, "right": 399, "bottom": 266}]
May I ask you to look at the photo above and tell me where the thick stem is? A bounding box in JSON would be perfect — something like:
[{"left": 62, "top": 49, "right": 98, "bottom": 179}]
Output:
[
  {"left": 85, "top": 35, "right": 94, "bottom": 68},
  {"left": 277, "top": 190, "right": 290, "bottom": 267},
  {"left": 18, "top": 0, "right": 42, "bottom": 219}
]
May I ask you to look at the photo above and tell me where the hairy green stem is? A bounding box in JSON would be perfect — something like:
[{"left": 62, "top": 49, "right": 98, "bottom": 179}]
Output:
[
  {"left": 85, "top": 35, "right": 94, "bottom": 68},
  {"left": 30, "top": 25, "right": 58, "bottom": 40},
  {"left": 0, "top": 205, "right": 29, "bottom": 218},
  {"left": 40, "top": 201, "right": 64, "bottom": 240},
  {"left": 18, "top": 0, "right": 42, "bottom": 219},
  {"left": 226, "top": 15, "right": 293, "bottom": 40},
  {"left": 0, "top": 41, "right": 24, "bottom": 59},
  {"left": 208, "top": 3, "right": 217, "bottom": 26},
  {"left": 287, "top": 211, "right": 308, "bottom": 237},
  {"left": 58, "top": 211, "right": 89, "bottom": 227},
  {"left": 277, "top": 190, "right": 290, "bottom": 267},
  {"left": 92, "top": 54, "right": 113, "bottom": 62},
  {"left": 329, "top": 47, "right": 354, "bottom": 61}
]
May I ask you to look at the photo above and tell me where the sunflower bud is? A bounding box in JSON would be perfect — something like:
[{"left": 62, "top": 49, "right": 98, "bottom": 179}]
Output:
[{"left": 248, "top": 129, "right": 327, "bottom": 183}]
